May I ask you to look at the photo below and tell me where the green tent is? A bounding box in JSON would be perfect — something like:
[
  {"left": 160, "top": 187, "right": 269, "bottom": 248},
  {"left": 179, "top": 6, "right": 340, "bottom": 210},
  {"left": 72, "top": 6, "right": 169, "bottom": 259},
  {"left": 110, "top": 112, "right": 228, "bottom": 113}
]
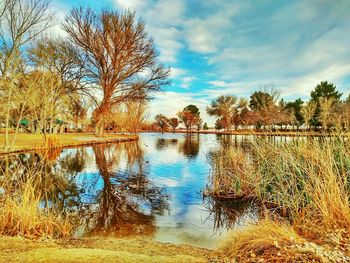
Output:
[
  {"left": 55, "top": 119, "right": 64, "bottom": 125},
  {"left": 19, "top": 119, "right": 29, "bottom": 125}
]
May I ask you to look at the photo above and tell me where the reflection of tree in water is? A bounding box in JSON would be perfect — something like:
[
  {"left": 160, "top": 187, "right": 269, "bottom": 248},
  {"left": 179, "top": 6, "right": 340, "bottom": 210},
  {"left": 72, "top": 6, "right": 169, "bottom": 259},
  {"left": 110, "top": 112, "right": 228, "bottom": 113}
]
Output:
[
  {"left": 216, "top": 134, "right": 252, "bottom": 150},
  {"left": 1, "top": 143, "right": 169, "bottom": 238},
  {"left": 80, "top": 141, "right": 169, "bottom": 237},
  {"left": 178, "top": 134, "right": 200, "bottom": 158},
  {"left": 155, "top": 138, "right": 178, "bottom": 150},
  {"left": 204, "top": 197, "right": 257, "bottom": 234}
]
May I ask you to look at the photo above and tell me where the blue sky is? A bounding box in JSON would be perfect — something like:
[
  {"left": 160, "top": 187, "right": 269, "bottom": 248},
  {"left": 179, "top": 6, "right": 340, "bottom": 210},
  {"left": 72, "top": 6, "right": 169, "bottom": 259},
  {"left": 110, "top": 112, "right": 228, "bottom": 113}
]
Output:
[{"left": 51, "top": 0, "right": 350, "bottom": 125}]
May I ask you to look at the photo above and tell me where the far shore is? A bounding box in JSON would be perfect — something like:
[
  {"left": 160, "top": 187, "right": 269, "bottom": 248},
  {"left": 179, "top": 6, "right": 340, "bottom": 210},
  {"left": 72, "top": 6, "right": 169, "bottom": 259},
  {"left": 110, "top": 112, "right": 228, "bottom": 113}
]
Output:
[
  {"left": 0, "top": 133, "right": 138, "bottom": 155},
  {"left": 139, "top": 129, "right": 350, "bottom": 137}
]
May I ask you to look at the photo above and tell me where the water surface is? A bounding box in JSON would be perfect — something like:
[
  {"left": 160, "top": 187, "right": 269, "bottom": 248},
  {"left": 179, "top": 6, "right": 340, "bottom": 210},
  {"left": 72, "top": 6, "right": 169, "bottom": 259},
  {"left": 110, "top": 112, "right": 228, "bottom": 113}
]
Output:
[{"left": 2, "top": 133, "right": 260, "bottom": 248}]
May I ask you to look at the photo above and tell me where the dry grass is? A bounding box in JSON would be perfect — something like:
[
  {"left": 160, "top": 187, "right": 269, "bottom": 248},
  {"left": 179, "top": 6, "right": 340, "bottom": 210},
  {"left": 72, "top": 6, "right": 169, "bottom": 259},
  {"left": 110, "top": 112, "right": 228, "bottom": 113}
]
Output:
[
  {"left": 210, "top": 139, "right": 350, "bottom": 262},
  {"left": 0, "top": 161, "right": 73, "bottom": 238},
  {"left": 0, "top": 183, "right": 72, "bottom": 238},
  {"left": 220, "top": 220, "right": 350, "bottom": 262},
  {"left": 209, "top": 147, "right": 256, "bottom": 198},
  {"left": 0, "top": 133, "right": 138, "bottom": 154},
  {"left": 44, "top": 134, "right": 62, "bottom": 148}
]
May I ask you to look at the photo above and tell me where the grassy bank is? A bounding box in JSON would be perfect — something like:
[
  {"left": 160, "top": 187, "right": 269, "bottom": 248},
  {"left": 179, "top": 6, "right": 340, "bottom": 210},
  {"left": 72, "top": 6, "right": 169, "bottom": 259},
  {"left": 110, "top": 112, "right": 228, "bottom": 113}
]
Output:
[
  {"left": 209, "top": 139, "right": 350, "bottom": 262},
  {"left": 0, "top": 133, "right": 138, "bottom": 154},
  {"left": 0, "top": 236, "right": 216, "bottom": 263}
]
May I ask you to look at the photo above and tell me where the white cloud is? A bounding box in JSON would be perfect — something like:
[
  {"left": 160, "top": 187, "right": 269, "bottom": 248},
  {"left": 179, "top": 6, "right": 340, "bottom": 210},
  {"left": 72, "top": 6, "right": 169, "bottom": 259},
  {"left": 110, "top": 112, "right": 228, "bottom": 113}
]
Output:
[
  {"left": 113, "top": 0, "right": 186, "bottom": 63},
  {"left": 184, "top": 15, "right": 231, "bottom": 53},
  {"left": 45, "top": 2, "right": 69, "bottom": 38},
  {"left": 180, "top": 76, "right": 196, "bottom": 89},
  {"left": 169, "top": 68, "right": 187, "bottom": 78},
  {"left": 113, "top": 0, "right": 144, "bottom": 11}
]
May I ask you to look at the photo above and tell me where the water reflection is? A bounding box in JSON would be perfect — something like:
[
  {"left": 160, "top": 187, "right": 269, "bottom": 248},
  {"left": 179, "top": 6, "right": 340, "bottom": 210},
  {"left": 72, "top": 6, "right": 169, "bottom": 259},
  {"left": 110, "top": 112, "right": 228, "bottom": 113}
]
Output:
[
  {"left": 204, "top": 197, "right": 258, "bottom": 234},
  {"left": 0, "top": 133, "right": 267, "bottom": 248},
  {"left": 178, "top": 134, "right": 200, "bottom": 158},
  {"left": 155, "top": 138, "right": 178, "bottom": 150},
  {"left": 81, "top": 143, "right": 169, "bottom": 237}
]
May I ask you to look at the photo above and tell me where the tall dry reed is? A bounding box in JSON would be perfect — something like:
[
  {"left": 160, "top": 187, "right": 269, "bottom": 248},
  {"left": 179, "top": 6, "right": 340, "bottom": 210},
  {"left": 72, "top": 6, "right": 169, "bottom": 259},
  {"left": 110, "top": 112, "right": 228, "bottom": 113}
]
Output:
[
  {"left": 211, "top": 138, "right": 350, "bottom": 261},
  {"left": 0, "top": 154, "right": 73, "bottom": 238}
]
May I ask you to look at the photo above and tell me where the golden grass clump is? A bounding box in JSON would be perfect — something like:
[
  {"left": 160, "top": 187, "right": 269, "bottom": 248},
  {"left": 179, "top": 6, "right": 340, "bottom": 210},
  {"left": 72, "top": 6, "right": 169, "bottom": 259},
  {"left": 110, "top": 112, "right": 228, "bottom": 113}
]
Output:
[
  {"left": 221, "top": 219, "right": 350, "bottom": 263},
  {"left": 44, "top": 134, "right": 62, "bottom": 149},
  {"left": 0, "top": 178, "right": 72, "bottom": 238},
  {"left": 0, "top": 156, "right": 73, "bottom": 238},
  {"left": 209, "top": 147, "right": 256, "bottom": 198}
]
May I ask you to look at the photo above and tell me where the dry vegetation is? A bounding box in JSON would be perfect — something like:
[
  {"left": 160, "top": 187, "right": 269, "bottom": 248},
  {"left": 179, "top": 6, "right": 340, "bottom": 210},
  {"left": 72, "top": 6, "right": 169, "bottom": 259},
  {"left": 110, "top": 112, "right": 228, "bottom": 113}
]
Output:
[
  {"left": 210, "top": 138, "right": 350, "bottom": 262},
  {"left": 0, "top": 156, "right": 73, "bottom": 238}
]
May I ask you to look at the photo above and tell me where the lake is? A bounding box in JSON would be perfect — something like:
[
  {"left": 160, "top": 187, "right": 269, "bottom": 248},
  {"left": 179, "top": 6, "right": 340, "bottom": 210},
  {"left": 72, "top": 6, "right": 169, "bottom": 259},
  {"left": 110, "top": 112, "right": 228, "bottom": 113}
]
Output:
[{"left": 1, "top": 133, "right": 261, "bottom": 248}]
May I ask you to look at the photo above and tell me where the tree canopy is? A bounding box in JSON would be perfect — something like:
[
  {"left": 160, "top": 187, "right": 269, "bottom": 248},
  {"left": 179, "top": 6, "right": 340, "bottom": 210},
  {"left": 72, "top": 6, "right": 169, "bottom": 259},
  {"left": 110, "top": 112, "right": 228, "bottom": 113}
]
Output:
[{"left": 63, "top": 7, "right": 169, "bottom": 136}]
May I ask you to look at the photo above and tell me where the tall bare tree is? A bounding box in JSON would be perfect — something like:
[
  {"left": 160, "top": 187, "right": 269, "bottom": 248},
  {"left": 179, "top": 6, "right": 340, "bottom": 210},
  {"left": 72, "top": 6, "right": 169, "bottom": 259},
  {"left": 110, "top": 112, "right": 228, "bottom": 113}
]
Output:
[{"left": 63, "top": 8, "right": 169, "bottom": 137}]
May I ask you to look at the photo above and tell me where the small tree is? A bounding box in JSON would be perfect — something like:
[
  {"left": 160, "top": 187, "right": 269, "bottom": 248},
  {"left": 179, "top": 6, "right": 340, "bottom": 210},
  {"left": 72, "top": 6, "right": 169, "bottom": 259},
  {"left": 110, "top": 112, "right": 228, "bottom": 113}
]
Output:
[
  {"left": 284, "top": 98, "right": 304, "bottom": 129},
  {"left": 319, "top": 97, "right": 335, "bottom": 132},
  {"left": 155, "top": 114, "right": 168, "bottom": 133},
  {"left": 207, "top": 95, "right": 237, "bottom": 131},
  {"left": 203, "top": 122, "right": 208, "bottom": 130},
  {"left": 177, "top": 105, "right": 200, "bottom": 132},
  {"left": 301, "top": 101, "right": 317, "bottom": 130},
  {"left": 310, "top": 81, "right": 342, "bottom": 126},
  {"left": 168, "top": 117, "right": 179, "bottom": 132},
  {"left": 196, "top": 118, "right": 203, "bottom": 131},
  {"left": 215, "top": 119, "right": 224, "bottom": 131}
]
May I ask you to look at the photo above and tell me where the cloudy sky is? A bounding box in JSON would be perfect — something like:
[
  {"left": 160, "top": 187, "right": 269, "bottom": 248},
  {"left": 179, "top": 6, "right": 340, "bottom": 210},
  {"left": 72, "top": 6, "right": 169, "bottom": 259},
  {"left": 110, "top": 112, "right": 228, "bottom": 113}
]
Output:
[{"left": 51, "top": 0, "right": 350, "bottom": 125}]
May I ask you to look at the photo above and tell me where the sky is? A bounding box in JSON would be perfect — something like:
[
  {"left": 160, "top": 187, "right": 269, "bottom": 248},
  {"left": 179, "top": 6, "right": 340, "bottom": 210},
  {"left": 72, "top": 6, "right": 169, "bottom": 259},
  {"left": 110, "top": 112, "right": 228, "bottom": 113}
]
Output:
[{"left": 50, "top": 0, "right": 350, "bottom": 126}]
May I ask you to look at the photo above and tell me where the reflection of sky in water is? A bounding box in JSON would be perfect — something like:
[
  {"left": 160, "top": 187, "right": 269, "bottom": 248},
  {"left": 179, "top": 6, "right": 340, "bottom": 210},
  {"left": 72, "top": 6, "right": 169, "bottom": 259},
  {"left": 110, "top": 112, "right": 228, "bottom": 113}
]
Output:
[{"left": 56, "top": 133, "right": 257, "bottom": 248}]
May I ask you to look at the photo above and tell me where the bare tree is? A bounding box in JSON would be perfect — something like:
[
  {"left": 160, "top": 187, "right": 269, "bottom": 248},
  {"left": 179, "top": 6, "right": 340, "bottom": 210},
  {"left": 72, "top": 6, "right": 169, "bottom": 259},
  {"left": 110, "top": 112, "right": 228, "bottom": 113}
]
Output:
[
  {"left": 0, "top": 0, "right": 53, "bottom": 151},
  {"left": 123, "top": 100, "right": 148, "bottom": 133},
  {"left": 29, "top": 37, "right": 89, "bottom": 133},
  {"left": 301, "top": 101, "right": 317, "bottom": 130},
  {"left": 319, "top": 97, "right": 335, "bottom": 132},
  {"left": 63, "top": 8, "right": 169, "bottom": 137}
]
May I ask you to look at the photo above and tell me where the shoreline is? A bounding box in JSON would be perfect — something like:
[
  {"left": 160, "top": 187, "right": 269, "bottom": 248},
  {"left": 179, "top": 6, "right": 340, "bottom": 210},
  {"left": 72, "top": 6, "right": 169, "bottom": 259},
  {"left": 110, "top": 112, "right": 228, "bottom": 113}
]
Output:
[
  {"left": 139, "top": 130, "right": 350, "bottom": 137},
  {"left": 0, "top": 133, "right": 139, "bottom": 155}
]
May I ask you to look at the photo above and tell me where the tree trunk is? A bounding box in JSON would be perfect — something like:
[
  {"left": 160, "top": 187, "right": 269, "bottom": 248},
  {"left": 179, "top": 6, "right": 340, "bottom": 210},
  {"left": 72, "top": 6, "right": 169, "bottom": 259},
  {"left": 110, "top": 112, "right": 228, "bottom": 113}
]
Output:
[
  {"left": 95, "top": 118, "right": 105, "bottom": 137},
  {"left": 4, "top": 83, "right": 13, "bottom": 151}
]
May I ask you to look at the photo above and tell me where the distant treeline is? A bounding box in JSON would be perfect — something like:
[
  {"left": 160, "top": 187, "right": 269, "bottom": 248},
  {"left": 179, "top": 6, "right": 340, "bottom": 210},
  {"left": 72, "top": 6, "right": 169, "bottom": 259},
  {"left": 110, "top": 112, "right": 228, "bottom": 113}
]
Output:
[{"left": 154, "top": 81, "right": 350, "bottom": 133}]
